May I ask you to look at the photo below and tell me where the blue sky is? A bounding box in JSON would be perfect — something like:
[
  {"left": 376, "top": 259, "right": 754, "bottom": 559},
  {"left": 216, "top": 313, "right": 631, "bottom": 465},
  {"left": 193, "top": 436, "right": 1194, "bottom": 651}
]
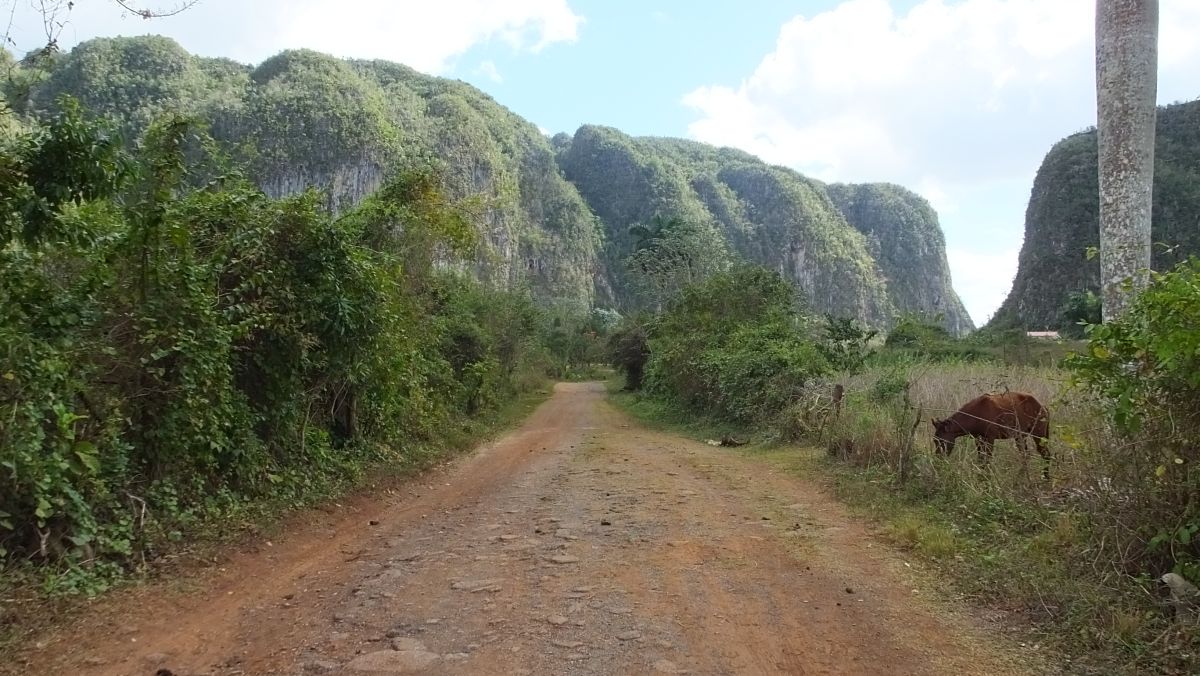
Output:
[{"left": 6, "top": 0, "right": 1200, "bottom": 325}]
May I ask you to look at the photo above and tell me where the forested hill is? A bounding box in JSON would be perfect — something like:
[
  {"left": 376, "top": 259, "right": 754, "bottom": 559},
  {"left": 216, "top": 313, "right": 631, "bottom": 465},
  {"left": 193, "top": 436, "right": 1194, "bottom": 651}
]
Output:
[
  {"left": 827, "top": 183, "right": 973, "bottom": 336},
  {"left": 4, "top": 36, "right": 972, "bottom": 331},
  {"left": 990, "top": 99, "right": 1200, "bottom": 330}
]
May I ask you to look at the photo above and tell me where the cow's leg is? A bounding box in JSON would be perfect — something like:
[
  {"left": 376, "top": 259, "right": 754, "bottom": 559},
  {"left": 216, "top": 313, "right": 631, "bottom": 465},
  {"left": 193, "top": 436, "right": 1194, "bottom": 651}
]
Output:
[
  {"left": 976, "top": 437, "right": 994, "bottom": 469},
  {"left": 1035, "top": 436, "right": 1051, "bottom": 481}
]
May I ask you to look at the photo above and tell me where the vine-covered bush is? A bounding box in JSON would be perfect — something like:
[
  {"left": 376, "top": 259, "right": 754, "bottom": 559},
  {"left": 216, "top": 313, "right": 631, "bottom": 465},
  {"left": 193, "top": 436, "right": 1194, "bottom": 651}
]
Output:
[
  {"left": 1068, "top": 258, "right": 1200, "bottom": 580},
  {"left": 0, "top": 99, "right": 545, "bottom": 592},
  {"left": 643, "top": 266, "right": 829, "bottom": 424}
]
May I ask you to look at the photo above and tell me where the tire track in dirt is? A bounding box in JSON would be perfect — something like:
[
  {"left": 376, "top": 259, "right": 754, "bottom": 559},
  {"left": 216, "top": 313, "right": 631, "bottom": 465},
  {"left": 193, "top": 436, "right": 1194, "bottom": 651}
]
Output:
[{"left": 9, "top": 382, "right": 1043, "bottom": 675}]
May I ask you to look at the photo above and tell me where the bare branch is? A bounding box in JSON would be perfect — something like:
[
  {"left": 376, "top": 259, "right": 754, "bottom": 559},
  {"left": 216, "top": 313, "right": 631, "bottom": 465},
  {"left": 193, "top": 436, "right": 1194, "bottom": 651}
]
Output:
[
  {"left": 1, "top": 0, "right": 199, "bottom": 59},
  {"left": 112, "top": 0, "right": 200, "bottom": 19}
]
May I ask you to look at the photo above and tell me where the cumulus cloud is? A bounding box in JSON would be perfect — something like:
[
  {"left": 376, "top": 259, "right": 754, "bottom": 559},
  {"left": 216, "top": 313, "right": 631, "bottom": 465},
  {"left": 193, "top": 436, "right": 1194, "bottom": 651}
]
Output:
[
  {"left": 280, "top": 0, "right": 583, "bottom": 72},
  {"left": 6, "top": 0, "right": 584, "bottom": 73},
  {"left": 684, "top": 0, "right": 1200, "bottom": 183},
  {"left": 683, "top": 0, "right": 1200, "bottom": 322}
]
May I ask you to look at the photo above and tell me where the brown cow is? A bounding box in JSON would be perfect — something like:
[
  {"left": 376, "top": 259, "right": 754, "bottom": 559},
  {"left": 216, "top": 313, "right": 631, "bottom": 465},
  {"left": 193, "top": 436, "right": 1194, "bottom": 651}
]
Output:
[{"left": 931, "top": 391, "right": 1051, "bottom": 479}]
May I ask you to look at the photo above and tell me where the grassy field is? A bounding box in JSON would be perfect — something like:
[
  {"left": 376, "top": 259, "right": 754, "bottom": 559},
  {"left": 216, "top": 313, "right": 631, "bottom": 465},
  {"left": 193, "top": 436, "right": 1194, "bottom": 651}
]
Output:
[{"left": 613, "top": 361, "right": 1196, "bottom": 675}]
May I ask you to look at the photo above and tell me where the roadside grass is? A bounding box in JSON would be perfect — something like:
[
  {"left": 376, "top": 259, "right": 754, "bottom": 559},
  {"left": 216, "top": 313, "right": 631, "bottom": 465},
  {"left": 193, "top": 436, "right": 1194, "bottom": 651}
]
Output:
[
  {"left": 610, "top": 379, "right": 1187, "bottom": 676},
  {"left": 0, "top": 383, "right": 553, "bottom": 655},
  {"left": 607, "top": 388, "right": 752, "bottom": 444}
]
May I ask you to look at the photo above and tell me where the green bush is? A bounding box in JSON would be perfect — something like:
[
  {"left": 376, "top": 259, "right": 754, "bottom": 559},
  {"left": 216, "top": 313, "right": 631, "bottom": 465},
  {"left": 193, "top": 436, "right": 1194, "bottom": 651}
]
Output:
[
  {"left": 643, "top": 266, "right": 828, "bottom": 424},
  {"left": 818, "top": 315, "right": 877, "bottom": 373},
  {"left": 1068, "top": 258, "right": 1200, "bottom": 580},
  {"left": 1059, "top": 289, "right": 1101, "bottom": 338},
  {"left": 884, "top": 313, "right": 950, "bottom": 348},
  {"left": 608, "top": 316, "right": 650, "bottom": 390},
  {"left": 0, "top": 99, "right": 546, "bottom": 589}
]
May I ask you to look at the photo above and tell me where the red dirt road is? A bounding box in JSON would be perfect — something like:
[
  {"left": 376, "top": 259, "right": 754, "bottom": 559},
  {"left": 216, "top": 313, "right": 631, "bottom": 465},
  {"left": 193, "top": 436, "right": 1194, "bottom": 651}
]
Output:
[{"left": 9, "top": 383, "right": 1040, "bottom": 675}]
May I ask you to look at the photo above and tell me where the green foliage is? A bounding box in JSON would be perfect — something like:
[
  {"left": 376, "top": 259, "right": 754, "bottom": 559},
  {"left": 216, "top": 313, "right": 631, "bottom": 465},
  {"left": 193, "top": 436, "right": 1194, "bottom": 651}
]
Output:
[
  {"left": 818, "top": 315, "right": 877, "bottom": 373},
  {"left": 884, "top": 313, "right": 951, "bottom": 348},
  {"left": 1, "top": 96, "right": 131, "bottom": 246},
  {"left": 1069, "top": 258, "right": 1200, "bottom": 437},
  {"left": 643, "top": 266, "right": 828, "bottom": 424},
  {"left": 0, "top": 99, "right": 546, "bottom": 587},
  {"left": 607, "top": 317, "right": 650, "bottom": 390},
  {"left": 1059, "top": 289, "right": 1101, "bottom": 338},
  {"left": 540, "top": 308, "right": 614, "bottom": 380},
  {"left": 1066, "top": 260, "right": 1200, "bottom": 583},
  {"left": 624, "top": 215, "right": 727, "bottom": 307}
]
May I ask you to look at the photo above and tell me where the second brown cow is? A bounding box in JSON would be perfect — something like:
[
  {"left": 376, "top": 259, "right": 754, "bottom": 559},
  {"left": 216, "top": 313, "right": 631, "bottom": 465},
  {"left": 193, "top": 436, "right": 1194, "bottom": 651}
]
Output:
[{"left": 931, "top": 391, "right": 1051, "bottom": 479}]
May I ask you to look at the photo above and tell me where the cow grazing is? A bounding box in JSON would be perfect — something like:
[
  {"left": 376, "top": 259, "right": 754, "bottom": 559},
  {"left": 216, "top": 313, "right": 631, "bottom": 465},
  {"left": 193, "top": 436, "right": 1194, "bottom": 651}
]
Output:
[{"left": 931, "top": 391, "right": 1051, "bottom": 479}]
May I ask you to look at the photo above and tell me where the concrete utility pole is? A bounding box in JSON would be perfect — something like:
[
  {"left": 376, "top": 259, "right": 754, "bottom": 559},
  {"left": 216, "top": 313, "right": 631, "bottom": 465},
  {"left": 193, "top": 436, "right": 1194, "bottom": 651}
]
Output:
[{"left": 1095, "top": 0, "right": 1158, "bottom": 321}]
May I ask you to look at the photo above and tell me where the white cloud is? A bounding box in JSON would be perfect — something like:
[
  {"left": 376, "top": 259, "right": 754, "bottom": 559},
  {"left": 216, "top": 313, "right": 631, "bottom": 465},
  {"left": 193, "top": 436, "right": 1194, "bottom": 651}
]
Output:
[
  {"left": 476, "top": 60, "right": 504, "bottom": 83},
  {"left": 5, "top": 0, "right": 583, "bottom": 73},
  {"left": 946, "top": 246, "right": 1020, "bottom": 326},
  {"left": 683, "top": 0, "right": 1200, "bottom": 323}
]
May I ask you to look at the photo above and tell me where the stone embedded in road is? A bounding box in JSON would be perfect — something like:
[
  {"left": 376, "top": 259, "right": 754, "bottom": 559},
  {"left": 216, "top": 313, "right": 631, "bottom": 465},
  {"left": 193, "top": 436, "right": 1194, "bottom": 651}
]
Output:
[
  {"left": 653, "top": 659, "right": 681, "bottom": 673},
  {"left": 391, "top": 637, "right": 428, "bottom": 652},
  {"left": 303, "top": 659, "right": 342, "bottom": 673},
  {"left": 551, "top": 639, "right": 583, "bottom": 648},
  {"left": 616, "top": 630, "right": 642, "bottom": 641},
  {"left": 345, "top": 649, "right": 441, "bottom": 673},
  {"left": 546, "top": 614, "right": 569, "bottom": 626},
  {"left": 546, "top": 554, "right": 580, "bottom": 564},
  {"left": 450, "top": 579, "right": 504, "bottom": 592}
]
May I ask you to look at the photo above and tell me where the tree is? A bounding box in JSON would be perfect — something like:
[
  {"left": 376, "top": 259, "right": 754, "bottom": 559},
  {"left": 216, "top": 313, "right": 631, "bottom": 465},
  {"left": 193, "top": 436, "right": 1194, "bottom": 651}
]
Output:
[
  {"left": 3, "top": 1, "right": 198, "bottom": 55},
  {"left": 624, "top": 215, "right": 727, "bottom": 309},
  {"left": 1059, "top": 289, "right": 1102, "bottom": 338},
  {"left": 1095, "top": 0, "right": 1158, "bottom": 321}
]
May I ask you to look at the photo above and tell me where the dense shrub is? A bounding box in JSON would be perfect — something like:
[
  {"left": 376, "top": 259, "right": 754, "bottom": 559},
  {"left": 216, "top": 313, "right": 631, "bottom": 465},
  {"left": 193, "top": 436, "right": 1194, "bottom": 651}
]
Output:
[
  {"left": 1068, "top": 258, "right": 1200, "bottom": 580},
  {"left": 0, "top": 99, "right": 546, "bottom": 589},
  {"left": 817, "top": 315, "right": 877, "bottom": 373},
  {"left": 1059, "top": 289, "right": 1102, "bottom": 338},
  {"left": 643, "top": 266, "right": 828, "bottom": 424},
  {"left": 883, "top": 313, "right": 950, "bottom": 348},
  {"left": 543, "top": 308, "right": 617, "bottom": 380},
  {"left": 607, "top": 316, "right": 650, "bottom": 390}
]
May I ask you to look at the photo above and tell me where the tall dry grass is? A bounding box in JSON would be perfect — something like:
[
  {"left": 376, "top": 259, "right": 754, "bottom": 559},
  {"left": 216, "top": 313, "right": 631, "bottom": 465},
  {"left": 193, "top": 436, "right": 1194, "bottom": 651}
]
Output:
[{"left": 780, "top": 357, "right": 1199, "bottom": 671}]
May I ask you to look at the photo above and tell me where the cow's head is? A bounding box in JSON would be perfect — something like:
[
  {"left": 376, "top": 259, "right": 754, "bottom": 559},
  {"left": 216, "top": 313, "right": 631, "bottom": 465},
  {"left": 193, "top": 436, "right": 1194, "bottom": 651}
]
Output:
[{"left": 930, "top": 418, "right": 957, "bottom": 455}]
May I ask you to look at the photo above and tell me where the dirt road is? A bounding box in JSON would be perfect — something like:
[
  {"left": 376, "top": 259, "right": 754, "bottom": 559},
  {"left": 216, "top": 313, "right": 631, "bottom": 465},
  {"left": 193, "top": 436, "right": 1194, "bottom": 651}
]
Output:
[{"left": 13, "top": 383, "right": 1039, "bottom": 675}]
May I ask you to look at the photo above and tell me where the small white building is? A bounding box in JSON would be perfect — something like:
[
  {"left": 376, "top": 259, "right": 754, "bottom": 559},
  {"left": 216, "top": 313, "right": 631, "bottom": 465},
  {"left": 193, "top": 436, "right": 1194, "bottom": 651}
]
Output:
[{"left": 1026, "top": 331, "right": 1061, "bottom": 340}]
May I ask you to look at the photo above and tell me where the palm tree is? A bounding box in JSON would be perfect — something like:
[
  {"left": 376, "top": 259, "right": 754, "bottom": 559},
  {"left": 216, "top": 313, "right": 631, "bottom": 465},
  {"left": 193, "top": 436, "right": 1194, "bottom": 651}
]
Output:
[{"left": 1095, "top": 0, "right": 1159, "bottom": 321}]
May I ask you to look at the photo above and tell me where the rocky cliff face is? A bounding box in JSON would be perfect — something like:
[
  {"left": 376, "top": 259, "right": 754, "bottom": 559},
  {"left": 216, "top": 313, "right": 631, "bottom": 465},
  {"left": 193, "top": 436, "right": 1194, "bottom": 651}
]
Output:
[
  {"left": 991, "top": 100, "right": 1200, "bottom": 330},
  {"left": 827, "top": 183, "right": 973, "bottom": 335},
  {"left": 559, "top": 127, "right": 891, "bottom": 321},
  {"left": 8, "top": 36, "right": 973, "bottom": 331},
  {"left": 18, "top": 37, "right": 600, "bottom": 311},
  {"left": 557, "top": 129, "right": 973, "bottom": 331}
]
